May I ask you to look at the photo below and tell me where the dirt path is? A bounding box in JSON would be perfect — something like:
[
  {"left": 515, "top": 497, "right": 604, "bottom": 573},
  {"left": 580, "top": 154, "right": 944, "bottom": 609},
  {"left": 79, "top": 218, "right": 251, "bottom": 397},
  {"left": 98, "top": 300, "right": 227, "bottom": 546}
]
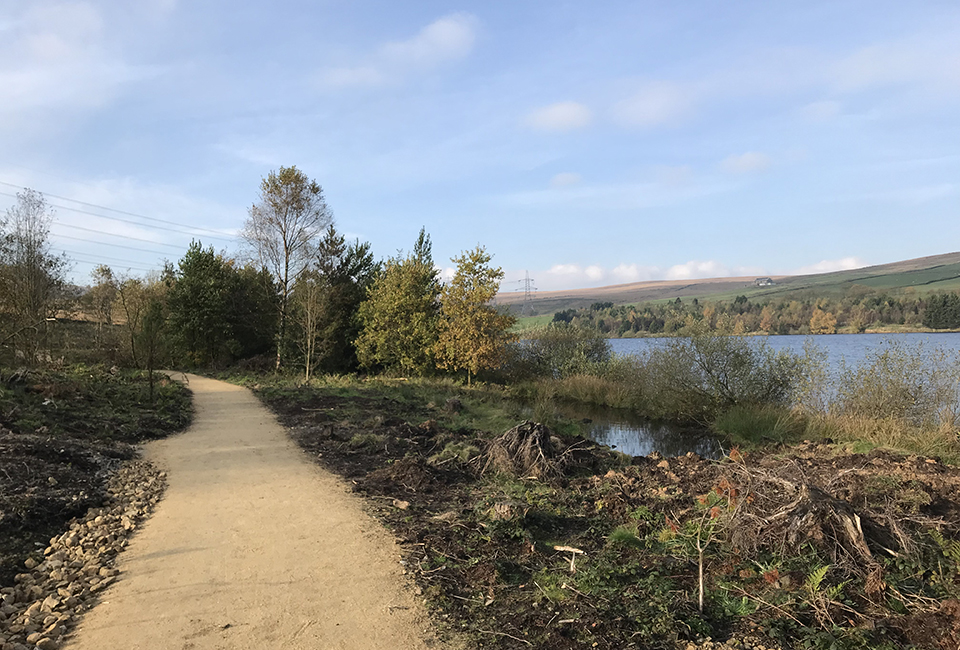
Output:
[{"left": 65, "top": 374, "right": 433, "bottom": 650}]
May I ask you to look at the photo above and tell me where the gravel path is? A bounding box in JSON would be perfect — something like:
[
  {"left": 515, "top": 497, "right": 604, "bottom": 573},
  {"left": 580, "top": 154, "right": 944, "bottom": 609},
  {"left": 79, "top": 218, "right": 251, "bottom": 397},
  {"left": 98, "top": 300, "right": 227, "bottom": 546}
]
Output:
[{"left": 64, "top": 374, "right": 432, "bottom": 650}]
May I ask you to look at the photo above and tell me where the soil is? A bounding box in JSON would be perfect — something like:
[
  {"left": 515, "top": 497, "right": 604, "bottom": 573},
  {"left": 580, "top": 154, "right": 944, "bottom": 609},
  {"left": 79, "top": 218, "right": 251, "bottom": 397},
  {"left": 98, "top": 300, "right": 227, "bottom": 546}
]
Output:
[
  {"left": 0, "top": 431, "right": 133, "bottom": 585},
  {"left": 0, "top": 367, "right": 190, "bottom": 588},
  {"left": 260, "top": 385, "right": 960, "bottom": 650}
]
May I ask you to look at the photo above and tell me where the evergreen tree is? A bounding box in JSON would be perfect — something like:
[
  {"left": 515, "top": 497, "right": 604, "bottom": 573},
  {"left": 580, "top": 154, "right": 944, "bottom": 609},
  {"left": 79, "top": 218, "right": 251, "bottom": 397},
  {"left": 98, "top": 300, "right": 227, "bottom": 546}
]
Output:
[{"left": 167, "top": 242, "right": 235, "bottom": 365}]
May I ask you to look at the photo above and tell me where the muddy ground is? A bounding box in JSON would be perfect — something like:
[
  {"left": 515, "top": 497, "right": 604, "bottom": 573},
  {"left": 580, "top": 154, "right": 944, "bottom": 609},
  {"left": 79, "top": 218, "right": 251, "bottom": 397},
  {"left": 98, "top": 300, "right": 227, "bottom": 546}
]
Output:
[
  {"left": 260, "top": 384, "right": 960, "bottom": 650},
  {"left": 0, "top": 367, "right": 191, "bottom": 586}
]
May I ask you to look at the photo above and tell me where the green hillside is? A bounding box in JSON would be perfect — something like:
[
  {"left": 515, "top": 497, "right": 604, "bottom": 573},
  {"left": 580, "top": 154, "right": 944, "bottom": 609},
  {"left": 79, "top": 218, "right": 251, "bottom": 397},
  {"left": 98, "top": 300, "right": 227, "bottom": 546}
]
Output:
[{"left": 499, "top": 251, "right": 960, "bottom": 318}]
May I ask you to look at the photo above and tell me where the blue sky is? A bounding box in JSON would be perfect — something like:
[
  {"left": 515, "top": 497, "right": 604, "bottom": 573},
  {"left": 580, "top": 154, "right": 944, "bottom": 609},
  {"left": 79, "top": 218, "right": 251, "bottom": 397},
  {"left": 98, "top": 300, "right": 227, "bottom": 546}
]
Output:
[{"left": 1, "top": 1, "right": 958, "bottom": 291}]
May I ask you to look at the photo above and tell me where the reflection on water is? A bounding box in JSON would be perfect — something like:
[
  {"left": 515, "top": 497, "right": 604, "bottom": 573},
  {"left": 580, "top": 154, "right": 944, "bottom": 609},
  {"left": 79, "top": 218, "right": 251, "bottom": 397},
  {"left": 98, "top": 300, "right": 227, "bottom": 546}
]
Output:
[{"left": 553, "top": 404, "right": 722, "bottom": 459}]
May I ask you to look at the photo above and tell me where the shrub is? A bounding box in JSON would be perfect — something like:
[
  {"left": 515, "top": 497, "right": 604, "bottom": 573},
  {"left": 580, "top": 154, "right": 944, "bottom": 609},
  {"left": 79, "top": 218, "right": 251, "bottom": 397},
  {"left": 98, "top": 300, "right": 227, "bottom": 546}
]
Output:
[
  {"left": 519, "top": 323, "right": 611, "bottom": 379},
  {"left": 833, "top": 341, "right": 960, "bottom": 427},
  {"left": 640, "top": 329, "right": 805, "bottom": 422}
]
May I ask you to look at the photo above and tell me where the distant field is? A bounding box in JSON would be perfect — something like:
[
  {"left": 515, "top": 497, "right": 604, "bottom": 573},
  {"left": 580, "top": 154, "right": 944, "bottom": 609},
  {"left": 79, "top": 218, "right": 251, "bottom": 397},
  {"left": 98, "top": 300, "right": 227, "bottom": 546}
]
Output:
[{"left": 496, "top": 251, "right": 960, "bottom": 316}]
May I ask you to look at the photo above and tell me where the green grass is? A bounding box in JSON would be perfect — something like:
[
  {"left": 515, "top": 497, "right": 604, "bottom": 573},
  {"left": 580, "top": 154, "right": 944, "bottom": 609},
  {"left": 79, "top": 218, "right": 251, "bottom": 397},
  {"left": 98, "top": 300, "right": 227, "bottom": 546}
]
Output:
[
  {"left": 219, "top": 370, "right": 526, "bottom": 436},
  {"left": 513, "top": 313, "right": 554, "bottom": 332},
  {"left": 0, "top": 364, "right": 192, "bottom": 442}
]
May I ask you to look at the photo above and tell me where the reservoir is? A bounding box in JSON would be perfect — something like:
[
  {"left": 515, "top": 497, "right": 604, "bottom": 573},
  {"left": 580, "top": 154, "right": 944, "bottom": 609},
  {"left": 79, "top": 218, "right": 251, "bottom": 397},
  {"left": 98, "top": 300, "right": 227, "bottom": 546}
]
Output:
[{"left": 566, "top": 332, "right": 960, "bottom": 458}]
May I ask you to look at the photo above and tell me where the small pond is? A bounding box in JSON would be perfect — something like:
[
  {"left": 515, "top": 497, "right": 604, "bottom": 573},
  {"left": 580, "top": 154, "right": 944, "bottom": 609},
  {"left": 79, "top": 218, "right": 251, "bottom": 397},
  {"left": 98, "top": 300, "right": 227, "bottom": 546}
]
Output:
[{"left": 552, "top": 402, "right": 722, "bottom": 459}]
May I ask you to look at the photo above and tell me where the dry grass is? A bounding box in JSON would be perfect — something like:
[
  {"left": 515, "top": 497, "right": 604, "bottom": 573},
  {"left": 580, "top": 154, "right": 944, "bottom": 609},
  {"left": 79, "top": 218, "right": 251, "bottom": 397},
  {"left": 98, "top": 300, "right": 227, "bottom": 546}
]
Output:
[{"left": 812, "top": 414, "right": 960, "bottom": 464}]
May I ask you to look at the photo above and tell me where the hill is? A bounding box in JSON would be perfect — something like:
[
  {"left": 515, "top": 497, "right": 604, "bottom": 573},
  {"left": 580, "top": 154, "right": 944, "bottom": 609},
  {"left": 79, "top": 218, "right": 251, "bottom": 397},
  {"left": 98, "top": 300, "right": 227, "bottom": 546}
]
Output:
[{"left": 495, "top": 251, "right": 960, "bottom": 316}]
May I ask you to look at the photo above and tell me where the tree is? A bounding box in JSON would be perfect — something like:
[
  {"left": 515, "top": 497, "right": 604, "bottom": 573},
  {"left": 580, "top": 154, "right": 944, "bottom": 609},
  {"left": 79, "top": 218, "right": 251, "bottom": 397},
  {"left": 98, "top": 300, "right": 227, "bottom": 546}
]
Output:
[
  {"left": 923, "top": 293, "right": 960, "bottom": 330},
  {"left": 355, "top": 228, "right": 440, "bottom": 375},
  {"left": 293, "top": 267, "right": 324, "bottom": 381},
  {"left": 759, "top": 305, "right": 777, "bottom": 333},
  {"left": 139, "top": 296, "right": 167, "bottom": 402},
  {"left": 435, "top": 246, "right": 516, "bottom": 385},
  {"left": 167, "top": 242, "right": 235, "bottom": 366},
  {"left": 86, "top": 264, "right": 117, "bottom": 351},
  {"left": 291, "top": 226, "right": 379, "bottom": 381},
  {"left": 0, "top": 189, "right": 69, "bottom": 364},
  {"left": 809, "top": 307, "right": 838, "bottom": 334},
  {"left": 226, "top": 264, "right": 278, "bottom": 360},
  {"left": 115, "top": 271, "right": 170, "bottom": 368},
  {"left": 242, "top": 166, "right": 333, "bottom": 371}
]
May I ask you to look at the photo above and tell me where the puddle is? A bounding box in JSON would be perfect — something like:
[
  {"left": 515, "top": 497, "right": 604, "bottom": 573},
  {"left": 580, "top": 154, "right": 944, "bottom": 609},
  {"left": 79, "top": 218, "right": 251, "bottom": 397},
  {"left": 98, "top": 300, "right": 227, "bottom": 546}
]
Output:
[{"left": 553, "top": 403, "right": 722, "bottom": 459}]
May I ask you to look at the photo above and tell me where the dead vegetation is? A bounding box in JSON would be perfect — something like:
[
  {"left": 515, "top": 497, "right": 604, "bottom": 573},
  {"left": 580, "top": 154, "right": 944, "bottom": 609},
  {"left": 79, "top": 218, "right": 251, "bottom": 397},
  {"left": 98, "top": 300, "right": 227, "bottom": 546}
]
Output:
[
  {"left": 481, "top": 421, "right": 562, "bottom": 481},
  {"left": 258, "top": 378, "right": 960, "bottom": 650}
]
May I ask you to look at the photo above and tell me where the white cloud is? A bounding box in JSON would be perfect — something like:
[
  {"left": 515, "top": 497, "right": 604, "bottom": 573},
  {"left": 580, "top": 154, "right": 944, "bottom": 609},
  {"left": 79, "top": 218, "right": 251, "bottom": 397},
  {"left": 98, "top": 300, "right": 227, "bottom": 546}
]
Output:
[
  {"left": 792, "top": 257, "right": 865, "bottom": 275},
  {"left": 318, "top": 13, "right": 478, "bottom": 89},
  {"left": 666, "top": 260, "right": 731, "bottom": 280},
  {"left": 382, "top": 13, "right": 477, "bottom": 67},
  {"left": 611, "top": 81, "right": 696, "bottom": 128},
  {"left": 320, "top": 66, "right": 384, "bottom": 88},
  {"left": 537, "top": 260, "right": 762, "bottom": 290},
  {"left": 437, "top": 266, "right": 456, "bottom": 284},
  {"left": 0, "top": 2, "right": 161, "bottom": 134},
  {"left": 799, "top": 100, "right": 842, "bottom": 122},
  {"left": 525, "top": 101, "right": 593, "bottom": 132},
  {"left": 719, "top": 152, "right": 772, "bottom": 174},
  {"left": 549, "top": 172, "right": 582, "bottom": 188},
  {"left": 654, "top": 165, "right": 694, "bottom": 188},
  {"left": 548, "top": 264, "right": 583, "bottom": 276},
  {"left": 499, "top": 174, "right": 736, "bottom": 212},
  {"left": 832, "top": 37, "right": 960, "bottom": 94},
  {"left": 584, "top": 265, "right": 604, "bottom": 281},
  {"left": 610, "top": 263, "right": 658, "bottom": 283}
]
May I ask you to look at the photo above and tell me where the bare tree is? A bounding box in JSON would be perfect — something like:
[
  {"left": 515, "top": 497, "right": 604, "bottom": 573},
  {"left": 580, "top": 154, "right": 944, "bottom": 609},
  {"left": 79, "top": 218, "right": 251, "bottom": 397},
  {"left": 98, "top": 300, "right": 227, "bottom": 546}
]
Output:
[
  {"left": 242, "top": 166, "right": 332, "bottom": 371},
  {"left": 292, "top": 267, "right": 324, "bottom": 382},
  {"left": 0, "top": 189, "right": 68, "bottom": 364},
  {"left": 87, "top": 264, "right": 117, "bottom": 351}
]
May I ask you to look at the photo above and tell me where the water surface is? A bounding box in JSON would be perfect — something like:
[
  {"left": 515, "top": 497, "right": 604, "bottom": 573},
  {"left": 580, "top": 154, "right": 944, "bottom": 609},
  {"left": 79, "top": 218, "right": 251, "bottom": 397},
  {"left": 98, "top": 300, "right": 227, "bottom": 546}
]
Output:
[{"left": 565, "top": 332, "right": 960, "bottom": 458}]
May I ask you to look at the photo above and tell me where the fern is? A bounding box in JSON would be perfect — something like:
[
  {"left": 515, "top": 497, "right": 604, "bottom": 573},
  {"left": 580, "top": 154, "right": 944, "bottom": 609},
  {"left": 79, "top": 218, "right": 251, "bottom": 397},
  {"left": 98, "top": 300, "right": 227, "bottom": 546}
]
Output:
[
  {"left": 930, "top": 529, "right": 960, "bottom": 564},
  {"left": 825, "top": 580, "right": 849, "bottom": 601},
  {"left": 805, "top": 565, "right": 830, "bottom": 593}
]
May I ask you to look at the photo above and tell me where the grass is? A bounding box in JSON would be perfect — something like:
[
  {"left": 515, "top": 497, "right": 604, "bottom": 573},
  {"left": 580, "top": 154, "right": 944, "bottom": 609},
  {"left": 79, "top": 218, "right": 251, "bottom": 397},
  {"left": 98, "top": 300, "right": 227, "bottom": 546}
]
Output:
[
  {"left": 219, "top": 370, "right": 527, "bottom": 436},
  {"left": 0, "top": 364, "right": 192, "bottom": 442},
  {"left": 711, "top": 405, "right": 960, "bottom": 465}
]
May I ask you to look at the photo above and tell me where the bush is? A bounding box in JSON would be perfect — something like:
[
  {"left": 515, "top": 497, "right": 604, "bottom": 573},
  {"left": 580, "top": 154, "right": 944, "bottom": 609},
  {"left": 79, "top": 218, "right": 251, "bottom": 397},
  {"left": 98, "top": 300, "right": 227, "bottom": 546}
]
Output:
[
  {"left": 639, "top": 330, "right": 805, "bottom": 422},
  {"left": 517, "top": 323, "right": 611, "bottom": 379},
  {"left": 834, "top": 341, "right": 960, "bottom": 427}
]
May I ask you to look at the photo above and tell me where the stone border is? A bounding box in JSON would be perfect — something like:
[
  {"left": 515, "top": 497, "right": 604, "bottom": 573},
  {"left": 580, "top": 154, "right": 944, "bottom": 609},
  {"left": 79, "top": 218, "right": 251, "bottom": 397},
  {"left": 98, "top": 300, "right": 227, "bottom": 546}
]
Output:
[{"left": 0, "top": 461, "right": 166, "bottom": 650}]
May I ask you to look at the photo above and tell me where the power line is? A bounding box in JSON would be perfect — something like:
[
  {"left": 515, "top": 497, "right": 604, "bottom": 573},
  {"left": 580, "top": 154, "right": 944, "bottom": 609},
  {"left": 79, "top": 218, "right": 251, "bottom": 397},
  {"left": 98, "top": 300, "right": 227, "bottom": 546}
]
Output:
[
  {"left": 0, "top": 190, "right": 236, "bottom": 243},
  {"left": 61, "top": 249, "right": 163, "bottom": 269},
  {"left": 0, "top": 192, "right": 236, "bottom": 243},
  {"left": 50, "top": 233, "right": 175, "bottom": 257},
  {"left": 54, "top": 223, "right": 185, "bottom": 249},
  {"left": 68, "top": 257, "right": 156, "bottom": 273},
  {"left": 0, "top": 180, "right": 238, "bottom": 238}
]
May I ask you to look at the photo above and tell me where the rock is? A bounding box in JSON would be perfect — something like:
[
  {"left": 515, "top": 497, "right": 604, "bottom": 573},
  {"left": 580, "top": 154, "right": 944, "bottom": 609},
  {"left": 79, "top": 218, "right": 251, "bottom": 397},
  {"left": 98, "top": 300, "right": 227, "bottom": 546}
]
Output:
[
  {"left": 0, "top": 460, "right": 167, "bottom": 649},
  {"left": 392, "top": 499, "right": 410, "bottom": 510}
]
